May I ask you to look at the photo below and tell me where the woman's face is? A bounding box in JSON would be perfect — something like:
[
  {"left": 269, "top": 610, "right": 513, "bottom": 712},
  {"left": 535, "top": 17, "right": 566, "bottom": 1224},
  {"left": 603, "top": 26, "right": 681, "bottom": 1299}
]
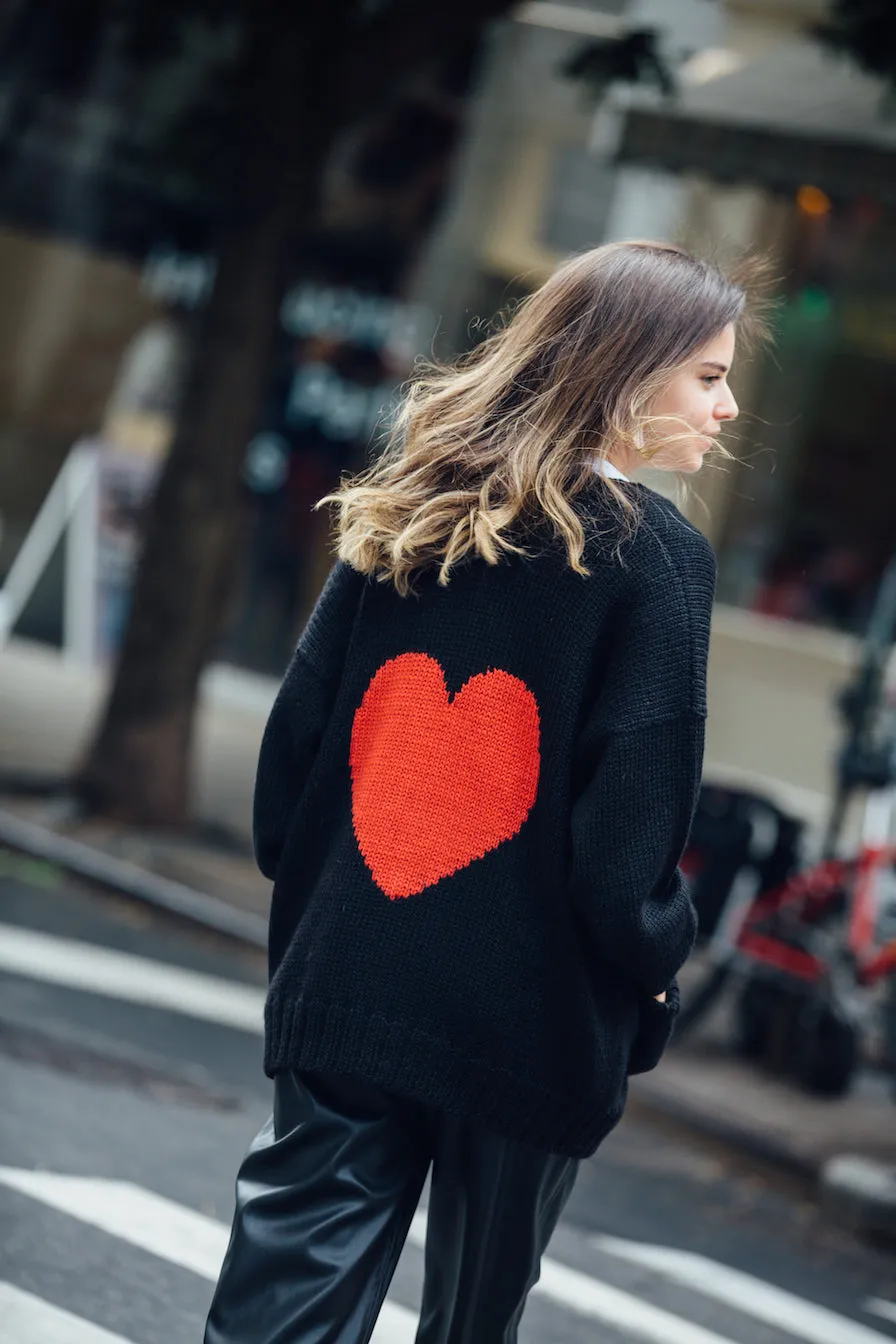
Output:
[{"left": 646, "top": 324, "right": 739, "bottom": 473}]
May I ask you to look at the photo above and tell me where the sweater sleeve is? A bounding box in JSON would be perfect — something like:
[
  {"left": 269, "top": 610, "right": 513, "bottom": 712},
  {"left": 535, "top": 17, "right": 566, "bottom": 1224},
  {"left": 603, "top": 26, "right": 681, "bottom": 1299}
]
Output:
[
  {"left": 568, "top": 515, "right": 714, "bottom": 996},
  {"left": 568, "top": 712, "right": 702, "bottom": 996},
  {"left": 253, "top": 562, "right": 362, "bottom": 879}
]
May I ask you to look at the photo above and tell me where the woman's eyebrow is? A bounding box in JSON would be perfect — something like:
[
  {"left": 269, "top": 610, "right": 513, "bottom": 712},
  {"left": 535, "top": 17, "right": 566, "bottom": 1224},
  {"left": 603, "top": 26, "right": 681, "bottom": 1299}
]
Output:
[{"left": 700, "top": 360, "right": 728, "bottom": 373}]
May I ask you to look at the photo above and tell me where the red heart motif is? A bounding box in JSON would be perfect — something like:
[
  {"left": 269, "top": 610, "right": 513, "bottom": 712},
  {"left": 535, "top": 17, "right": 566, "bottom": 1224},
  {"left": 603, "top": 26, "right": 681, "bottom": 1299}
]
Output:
[{"left": 350, "top": 653, "right": 541, "bottom": 899}]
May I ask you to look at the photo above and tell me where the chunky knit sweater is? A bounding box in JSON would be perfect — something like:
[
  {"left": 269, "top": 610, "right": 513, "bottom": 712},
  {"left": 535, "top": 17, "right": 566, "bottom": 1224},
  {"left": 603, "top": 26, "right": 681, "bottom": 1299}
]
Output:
[{"left": 256, "top": 481, "right": 714, "bottom": 1157}]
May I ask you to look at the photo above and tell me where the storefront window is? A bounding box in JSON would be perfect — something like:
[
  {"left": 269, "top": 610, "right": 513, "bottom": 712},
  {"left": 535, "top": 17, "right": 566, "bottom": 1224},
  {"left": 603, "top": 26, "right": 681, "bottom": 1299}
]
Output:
[
  {"left": 716, "top": 196, "right": 896, "bottom": 635},
  {"left": 222, "top": 278, "right": 427, "bottom": 675},
  {"left": 0, "top": 7, "right": 472, "bottom": 674}
]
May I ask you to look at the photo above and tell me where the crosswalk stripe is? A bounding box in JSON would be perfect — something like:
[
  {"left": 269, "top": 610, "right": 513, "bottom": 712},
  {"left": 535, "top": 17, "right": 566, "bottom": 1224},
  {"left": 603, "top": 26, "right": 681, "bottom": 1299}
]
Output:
[
  {"left": 409, "top": 1211, "right": 740, "bottom": 1344},
  {"left": 5, "top": 1168, "right": 742, "bottom": 1344},
  {"left": 0, "top": 924, "right": 265, "bottom": 1033},
  {"left": 12, "top": 1165, "right": 881, "bottom": 1344},
  {"left": 0, "top": 1281, "right": 135, "bottom": 1344},
  {"left": 866, "top": 1299, "right": 896, "bottom": 1326},
  {"left": 594, "top": 1234, "right": 893, "bottom": 1344},
  {"left": 0, "top": 1167, "right": 228, "bottom": 1278},
  {"left": 0, "top": 1168, "right": 416, "bottom": 1344},
  {"left": 370, "top": 1303, "right": 419, "bottom": 1344},
  {"left": 532, "top": 1256, "right": 738, "bottom": 1344}
]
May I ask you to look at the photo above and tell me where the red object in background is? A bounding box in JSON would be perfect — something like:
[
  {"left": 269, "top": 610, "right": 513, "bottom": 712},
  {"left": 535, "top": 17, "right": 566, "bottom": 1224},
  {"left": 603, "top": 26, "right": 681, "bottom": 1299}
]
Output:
[
  {"left": 679, "top": 847, "right": 705, "bottom": 881},
  {"left": 733, "top": 848, "right": 896, "bottom": 991}
]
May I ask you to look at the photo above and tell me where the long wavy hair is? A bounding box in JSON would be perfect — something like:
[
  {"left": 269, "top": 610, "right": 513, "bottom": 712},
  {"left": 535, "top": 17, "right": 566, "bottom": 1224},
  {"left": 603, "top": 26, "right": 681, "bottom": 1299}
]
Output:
[{"left": 319, "top": 241, "right": 761, "bottom": 595}]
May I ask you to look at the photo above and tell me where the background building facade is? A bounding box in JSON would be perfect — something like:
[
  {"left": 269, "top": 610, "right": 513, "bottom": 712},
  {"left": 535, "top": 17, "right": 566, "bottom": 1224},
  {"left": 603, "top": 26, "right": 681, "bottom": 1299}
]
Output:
[{"left": 2, "top": 0, "right": 895, "bottom": 821}]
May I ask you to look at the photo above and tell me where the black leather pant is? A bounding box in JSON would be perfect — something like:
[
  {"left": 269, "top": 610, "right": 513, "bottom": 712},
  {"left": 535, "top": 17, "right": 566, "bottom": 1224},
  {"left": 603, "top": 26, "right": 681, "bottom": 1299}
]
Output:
[{"left": 204, "top": 1070, "right": 579, "bottom": 1344}]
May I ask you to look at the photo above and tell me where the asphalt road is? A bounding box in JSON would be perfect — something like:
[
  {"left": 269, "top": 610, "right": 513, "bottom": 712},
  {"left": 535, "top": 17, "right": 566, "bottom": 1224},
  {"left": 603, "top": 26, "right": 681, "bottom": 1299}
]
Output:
[{"left": 1, "top": 860, "right": 895, "bottom": 1344}]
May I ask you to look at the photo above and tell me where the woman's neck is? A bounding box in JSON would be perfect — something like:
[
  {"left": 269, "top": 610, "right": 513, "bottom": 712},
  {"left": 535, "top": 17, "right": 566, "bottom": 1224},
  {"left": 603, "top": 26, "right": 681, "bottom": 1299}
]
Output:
[{"left": 606, "top": 445, "right": 638, "bottom": 477}]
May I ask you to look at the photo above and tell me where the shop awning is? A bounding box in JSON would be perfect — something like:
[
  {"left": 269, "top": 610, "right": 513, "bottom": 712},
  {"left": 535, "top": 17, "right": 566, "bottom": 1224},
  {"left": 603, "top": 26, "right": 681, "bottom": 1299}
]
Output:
[{"left": 617, "top": 108, "right": 896, "bottom": 208}]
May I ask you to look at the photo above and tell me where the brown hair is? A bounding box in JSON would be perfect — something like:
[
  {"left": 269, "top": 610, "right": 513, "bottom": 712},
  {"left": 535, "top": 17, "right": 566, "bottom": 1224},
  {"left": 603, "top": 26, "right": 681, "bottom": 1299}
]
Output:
[{"left": 319, "top": 240, "right": 762, "bottom": 595}]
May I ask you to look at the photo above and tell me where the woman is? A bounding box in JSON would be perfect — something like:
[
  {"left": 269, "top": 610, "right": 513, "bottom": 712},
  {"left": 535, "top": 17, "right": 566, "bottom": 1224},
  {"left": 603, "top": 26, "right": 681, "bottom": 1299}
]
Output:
[{"left": 206, "top": 240, "right": 754, "bottom": 1344}]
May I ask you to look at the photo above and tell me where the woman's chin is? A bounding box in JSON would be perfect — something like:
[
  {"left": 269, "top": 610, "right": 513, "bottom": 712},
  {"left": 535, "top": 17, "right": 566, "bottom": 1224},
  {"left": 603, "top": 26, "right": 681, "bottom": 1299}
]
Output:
[
  {"left": 658, "top": 450, "right": 704, "bottom": 474},
  {"left": 680, "top": 456, "right": 705, "bottom": 474}
]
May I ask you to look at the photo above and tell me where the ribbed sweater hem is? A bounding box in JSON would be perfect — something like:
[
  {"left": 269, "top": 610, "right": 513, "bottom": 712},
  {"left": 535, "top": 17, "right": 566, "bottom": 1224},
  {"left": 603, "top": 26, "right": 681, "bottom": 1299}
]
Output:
[{"left": 264, "top": 994, "right": 626, "bottom": 1159}]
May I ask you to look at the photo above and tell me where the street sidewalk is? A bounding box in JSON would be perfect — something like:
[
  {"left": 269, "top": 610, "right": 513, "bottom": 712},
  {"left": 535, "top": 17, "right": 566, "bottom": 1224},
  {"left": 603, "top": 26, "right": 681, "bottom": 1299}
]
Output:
[{"left": 2, "top": 636, "right": 895, "bottom": 1235}]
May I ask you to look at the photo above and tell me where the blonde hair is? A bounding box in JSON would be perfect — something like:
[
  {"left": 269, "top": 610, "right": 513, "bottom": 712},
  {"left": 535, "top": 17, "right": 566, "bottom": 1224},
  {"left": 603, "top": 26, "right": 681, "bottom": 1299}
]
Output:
[{"left": 319, "top": 241, "right": 762, "bottom": 595}]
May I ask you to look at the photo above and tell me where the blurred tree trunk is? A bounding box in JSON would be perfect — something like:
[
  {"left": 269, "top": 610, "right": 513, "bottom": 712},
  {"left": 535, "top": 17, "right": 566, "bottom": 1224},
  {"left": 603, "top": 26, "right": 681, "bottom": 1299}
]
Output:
[
  {"left": 75, "top": 0, "right": 514, "bottom": 825},
  {"left": 75, "top": 212, "right": 302, "bottom": 822},
  {"left": 74, "top": 1, "right": 342, "bottom": 823}
]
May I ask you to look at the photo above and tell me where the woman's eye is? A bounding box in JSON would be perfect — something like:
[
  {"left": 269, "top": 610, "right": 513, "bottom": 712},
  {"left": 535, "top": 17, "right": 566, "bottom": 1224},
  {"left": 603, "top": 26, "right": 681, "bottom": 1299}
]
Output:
[{"left": 701, "top": 375, "right": 720, "bottom": 387}]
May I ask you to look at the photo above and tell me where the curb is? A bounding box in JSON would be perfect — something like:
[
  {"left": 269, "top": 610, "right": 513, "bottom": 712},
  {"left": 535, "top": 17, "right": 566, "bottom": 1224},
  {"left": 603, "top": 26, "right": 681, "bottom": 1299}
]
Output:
[
  {"left": 0, "top": 808, "right": 267, "bottom": 949},
  {"left": 628, "top": 1077, "right": 819, "bottom": 1181},
  {"left": 821, "top": 1156, "right": 896, "bottom": 1242},
  {"left": 632, "top": 1075, "right": 896, "bottom": 1243}
]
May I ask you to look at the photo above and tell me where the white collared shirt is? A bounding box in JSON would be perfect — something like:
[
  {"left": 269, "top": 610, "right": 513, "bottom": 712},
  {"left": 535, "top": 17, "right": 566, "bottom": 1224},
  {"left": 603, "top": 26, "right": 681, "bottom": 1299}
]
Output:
[{"left": 592, "top": 459, "right": 630, "bottom": 482}]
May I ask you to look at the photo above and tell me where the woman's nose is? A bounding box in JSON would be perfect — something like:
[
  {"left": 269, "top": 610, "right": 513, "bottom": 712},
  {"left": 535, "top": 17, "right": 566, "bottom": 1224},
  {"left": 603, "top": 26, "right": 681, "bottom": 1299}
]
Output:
[{"left": 715, "top": 387, "right": 738, "bottom": 422}]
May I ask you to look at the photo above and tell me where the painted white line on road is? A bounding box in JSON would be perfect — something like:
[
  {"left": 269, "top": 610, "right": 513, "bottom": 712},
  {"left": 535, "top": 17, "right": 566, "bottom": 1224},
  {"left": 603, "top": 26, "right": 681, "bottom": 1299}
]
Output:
[
  {"left": 532, "top": 1256, "right": 738, "bottom": 1344},
  {"left": 0, "top": 1281, "right": 135, "bottom": 1344},
  {"left": 5, "top": 1170, "right": 741, "bottom": 1344},
  {"left": 0, "top": 1167, "right": 228, "bottom": 1278},
  {"left": 0, "top": 924, "right": 264, "bottom": 1033},
  {"left": 866, "top": 1299, "right": 896, "bottom": 1326},
  {"left": 9, "top": 1167, "right": 851, "bottom": 1344},
  {"left": 595, "top": 1234, "right": 893, "bottom": 1344},
  {"left": 370, "top": 1302, "right": 419, "bottom": 1344},
  {"left": 0, "top": 1168, "right": 415, "bottom": 1344},
  {"left": 410, "top": 1211, "right": 739, "bottom": 1344}
]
